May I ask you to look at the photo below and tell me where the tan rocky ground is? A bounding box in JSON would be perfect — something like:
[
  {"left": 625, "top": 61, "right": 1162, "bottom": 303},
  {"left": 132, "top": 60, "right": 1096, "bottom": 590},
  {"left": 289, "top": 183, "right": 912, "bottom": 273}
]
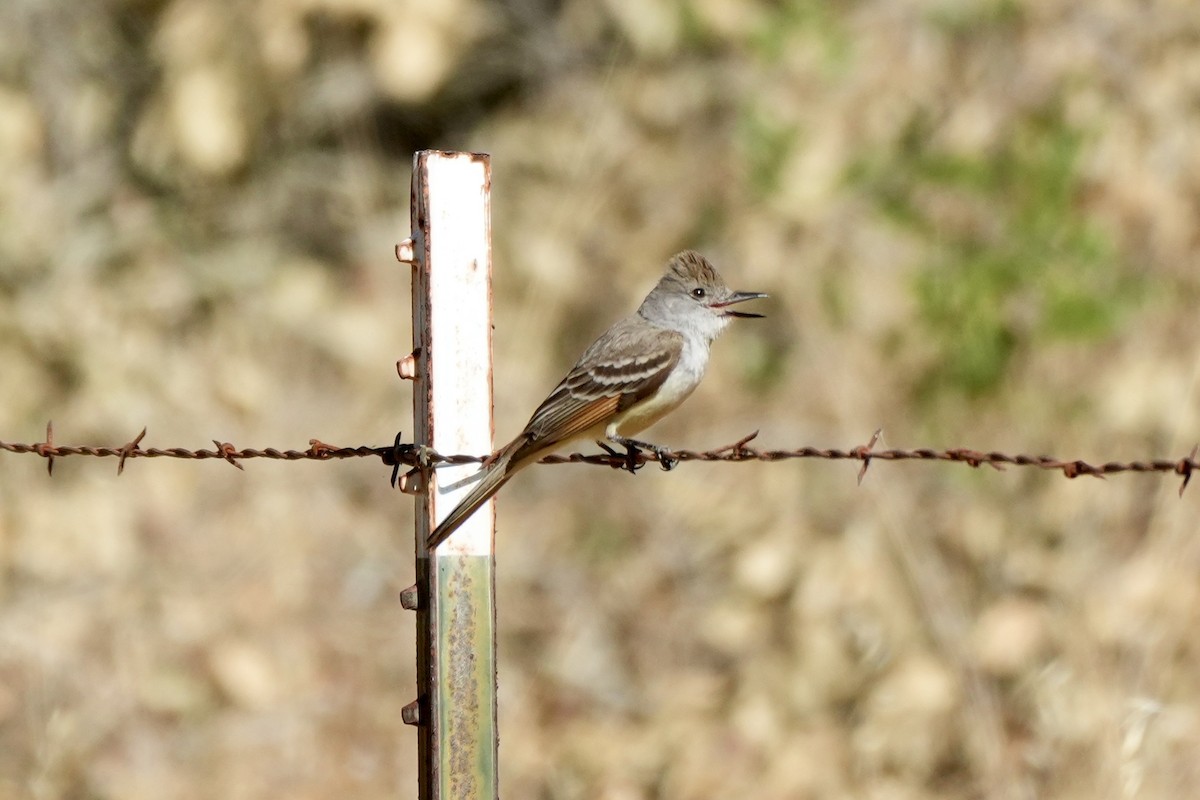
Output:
[{"left": 2, "top": 1, "right": 1199, "bottom": 798}]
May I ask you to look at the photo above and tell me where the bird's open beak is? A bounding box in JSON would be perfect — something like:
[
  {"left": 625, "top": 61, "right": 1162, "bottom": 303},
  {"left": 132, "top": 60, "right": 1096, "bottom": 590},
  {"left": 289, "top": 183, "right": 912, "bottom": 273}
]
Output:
[{"left": 713, "top": 291, "right": 767, "bottom": 318}]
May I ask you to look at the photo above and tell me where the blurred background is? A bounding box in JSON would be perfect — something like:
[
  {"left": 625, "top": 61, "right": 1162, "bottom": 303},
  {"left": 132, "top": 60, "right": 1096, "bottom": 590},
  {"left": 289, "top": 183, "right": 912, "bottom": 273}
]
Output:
[{"left": 1, "top": 0, "right": 1199, "bottom": 798}]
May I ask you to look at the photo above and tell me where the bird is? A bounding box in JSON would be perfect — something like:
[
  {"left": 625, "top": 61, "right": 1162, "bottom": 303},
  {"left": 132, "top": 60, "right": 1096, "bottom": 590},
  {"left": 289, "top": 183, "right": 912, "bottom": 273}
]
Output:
[{"left": 427, "top": 250, "right": 766, "bottom": 548}]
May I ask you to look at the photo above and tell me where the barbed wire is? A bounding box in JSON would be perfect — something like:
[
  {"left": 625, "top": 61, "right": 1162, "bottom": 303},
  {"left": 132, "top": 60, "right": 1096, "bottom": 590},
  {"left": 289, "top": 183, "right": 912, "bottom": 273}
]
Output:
[{"left": 1, "top": 423, "right": 1196, "bottom": 496}]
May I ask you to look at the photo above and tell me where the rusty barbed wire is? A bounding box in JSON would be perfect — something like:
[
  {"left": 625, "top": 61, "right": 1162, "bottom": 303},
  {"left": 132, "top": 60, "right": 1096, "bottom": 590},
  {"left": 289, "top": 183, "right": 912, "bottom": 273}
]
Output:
[{"left": 1, "top": 424, "right": 1196, "bottom": 495}]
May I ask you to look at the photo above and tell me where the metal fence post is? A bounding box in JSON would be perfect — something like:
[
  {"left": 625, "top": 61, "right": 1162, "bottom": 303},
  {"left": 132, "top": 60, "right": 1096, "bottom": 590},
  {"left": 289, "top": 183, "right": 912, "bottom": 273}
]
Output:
[{"left": 398, "top": 150, "right": 497, "bottom": 800}]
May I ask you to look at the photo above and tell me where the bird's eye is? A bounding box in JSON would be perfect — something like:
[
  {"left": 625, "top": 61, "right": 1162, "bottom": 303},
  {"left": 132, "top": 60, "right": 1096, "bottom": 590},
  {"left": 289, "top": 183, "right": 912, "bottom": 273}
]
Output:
[{"left": 691, "top": 287, "right": 706, "bottom": 299}]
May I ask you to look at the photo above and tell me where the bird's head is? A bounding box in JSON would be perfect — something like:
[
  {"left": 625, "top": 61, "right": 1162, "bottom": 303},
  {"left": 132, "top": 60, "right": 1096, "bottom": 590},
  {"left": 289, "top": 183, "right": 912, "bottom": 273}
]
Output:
[{"left": 641, "top": 251, "right": 767, "bottom": 340}]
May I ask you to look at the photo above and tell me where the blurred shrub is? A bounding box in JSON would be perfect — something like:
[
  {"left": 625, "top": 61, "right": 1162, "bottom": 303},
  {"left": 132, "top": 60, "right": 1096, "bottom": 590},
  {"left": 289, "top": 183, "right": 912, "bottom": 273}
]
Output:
[{"left": 851, "top": 106, "right": 1144, "bottom": 402}]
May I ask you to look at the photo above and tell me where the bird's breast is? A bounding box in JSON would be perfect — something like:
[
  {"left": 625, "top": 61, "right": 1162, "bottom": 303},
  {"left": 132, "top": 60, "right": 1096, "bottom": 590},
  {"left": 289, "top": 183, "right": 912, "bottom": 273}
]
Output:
[{"left": 609, "top": 338, "right": 709, "bottom": 437}]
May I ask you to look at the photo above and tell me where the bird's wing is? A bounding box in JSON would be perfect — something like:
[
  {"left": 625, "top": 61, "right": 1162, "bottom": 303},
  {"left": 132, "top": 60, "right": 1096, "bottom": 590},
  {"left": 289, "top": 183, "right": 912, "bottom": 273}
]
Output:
[{"left": 517, "top": 321, "right": 684, "bottom": 451}]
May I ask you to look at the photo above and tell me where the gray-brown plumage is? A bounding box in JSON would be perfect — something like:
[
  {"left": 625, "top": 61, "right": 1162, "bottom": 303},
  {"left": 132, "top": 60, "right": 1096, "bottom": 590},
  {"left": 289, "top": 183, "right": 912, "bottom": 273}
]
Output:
[{"left": 428, "top": 251, "right": 765, "bottom": 548}]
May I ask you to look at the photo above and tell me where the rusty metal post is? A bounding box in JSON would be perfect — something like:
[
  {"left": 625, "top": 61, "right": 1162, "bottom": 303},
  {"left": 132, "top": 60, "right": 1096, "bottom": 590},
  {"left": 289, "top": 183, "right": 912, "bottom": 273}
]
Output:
[{"left": 398, "top": 151, "right": 497, "bottom": 800}]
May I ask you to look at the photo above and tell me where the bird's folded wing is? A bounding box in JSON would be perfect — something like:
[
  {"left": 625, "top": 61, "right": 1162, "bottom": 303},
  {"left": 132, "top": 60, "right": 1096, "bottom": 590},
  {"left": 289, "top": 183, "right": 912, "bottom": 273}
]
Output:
[{"left": 520, "top": 324, "right": 684, "bottom": 447}]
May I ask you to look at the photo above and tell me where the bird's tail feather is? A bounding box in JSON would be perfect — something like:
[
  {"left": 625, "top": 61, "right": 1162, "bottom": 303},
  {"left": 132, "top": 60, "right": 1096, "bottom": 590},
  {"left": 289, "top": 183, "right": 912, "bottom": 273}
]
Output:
[{"left": 426, "top": 450, "right": 519, "bottom": 549}]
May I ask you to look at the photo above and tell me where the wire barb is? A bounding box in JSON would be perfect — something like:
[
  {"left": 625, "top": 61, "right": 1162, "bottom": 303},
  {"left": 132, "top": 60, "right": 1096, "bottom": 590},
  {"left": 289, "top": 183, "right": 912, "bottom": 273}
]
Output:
[
  {"left": 1179, "top": 444, "right": 1198, "bottom": 498},
  {"left": 212, "top": 440, "right": 246, "bottom": 471},
  {"left": 118, "top": 431, "right": 148, "bottom": 474},
  {"left": 118, "top": 428, "right": 148, "bottom": 475},
  {"left": 37, "top": 421, "right": 55, "bottom": 476},
  {"left": 714, "top": 430, "right": 760, "bottom": 459},
  {"left": 307, "top": 439, "right": 336, "bottom": 459},
  {"left": 854, "top": 428, "right": 882, "bottom": 485}
]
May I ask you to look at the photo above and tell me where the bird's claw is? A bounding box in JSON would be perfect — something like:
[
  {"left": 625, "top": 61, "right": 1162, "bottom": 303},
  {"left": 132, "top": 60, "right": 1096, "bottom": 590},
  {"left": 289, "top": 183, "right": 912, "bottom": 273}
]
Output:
[
  {"left": 624, "top": 444, "right": 643, "bottom": 473},
  {"left": 652, "top": 447, "right": 678, "bottom": 471}
]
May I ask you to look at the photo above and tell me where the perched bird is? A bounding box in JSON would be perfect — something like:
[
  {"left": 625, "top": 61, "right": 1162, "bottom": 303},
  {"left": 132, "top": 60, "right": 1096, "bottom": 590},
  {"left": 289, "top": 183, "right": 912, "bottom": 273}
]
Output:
[{"left": 427, "top": 250, "right": 766, "bottom": 548}]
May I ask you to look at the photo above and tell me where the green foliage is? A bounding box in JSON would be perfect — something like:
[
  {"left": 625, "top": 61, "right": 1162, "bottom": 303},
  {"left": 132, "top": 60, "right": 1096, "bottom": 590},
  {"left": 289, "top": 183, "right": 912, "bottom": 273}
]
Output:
[
  {"left": 737, "top": 107, "right": 799, "bottom": 199},
  {"left": 927, "top": 0, "right": 1023, "bottom": 34},
  {"left": 735, "top": 0, "right": 851, "bottom": 200},
  {"left": 741, "top": 334, "right": 791, "bottom": 395},
  {"left": 851, "top": 107, "right": 1142, "bottom": 400},
  {"left": 750, "top": 0, "right": 851, "bottom": 67}
]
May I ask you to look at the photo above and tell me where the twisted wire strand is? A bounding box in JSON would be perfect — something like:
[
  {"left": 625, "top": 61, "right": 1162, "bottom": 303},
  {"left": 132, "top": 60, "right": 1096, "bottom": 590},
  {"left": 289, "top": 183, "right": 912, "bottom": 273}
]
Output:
[{"left": 1, "top": 426, "right": 1195, "bottom": 495}]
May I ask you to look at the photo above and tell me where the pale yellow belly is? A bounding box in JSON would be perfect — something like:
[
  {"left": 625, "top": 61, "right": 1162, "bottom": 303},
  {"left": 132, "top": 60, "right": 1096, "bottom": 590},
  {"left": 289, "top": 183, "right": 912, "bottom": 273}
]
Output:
[{"left": 606, "top": 383, "right": 696, "bottom": 438}]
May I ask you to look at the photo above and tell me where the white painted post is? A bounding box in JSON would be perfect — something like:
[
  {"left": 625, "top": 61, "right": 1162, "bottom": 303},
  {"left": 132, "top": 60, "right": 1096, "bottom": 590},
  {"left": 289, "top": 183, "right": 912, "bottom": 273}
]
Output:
[{"left": 398, "top": 151, "right": 497, "bottom": 800}]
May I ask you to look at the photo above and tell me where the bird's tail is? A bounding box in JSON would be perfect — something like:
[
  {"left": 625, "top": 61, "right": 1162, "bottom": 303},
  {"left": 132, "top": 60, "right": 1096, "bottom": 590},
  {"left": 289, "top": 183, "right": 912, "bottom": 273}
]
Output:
[{"left": 426, "top": 441, "right": 530, "bottom": 549}]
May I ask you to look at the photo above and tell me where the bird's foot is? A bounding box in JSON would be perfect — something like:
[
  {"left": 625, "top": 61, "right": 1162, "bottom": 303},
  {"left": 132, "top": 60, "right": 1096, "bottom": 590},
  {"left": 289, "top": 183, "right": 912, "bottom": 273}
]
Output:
[
  {"left": 597, "top": 440, "right": 643, "bottom": 473},
  {"left": 606, "top": 435, "right": 678, "bottom": 472}
]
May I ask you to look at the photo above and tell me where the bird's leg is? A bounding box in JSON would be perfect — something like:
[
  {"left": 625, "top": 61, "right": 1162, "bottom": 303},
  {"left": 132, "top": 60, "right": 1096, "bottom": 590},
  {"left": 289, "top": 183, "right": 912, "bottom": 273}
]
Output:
[{"left": 607, "top": 434, "right": 678, "bottom": 472}]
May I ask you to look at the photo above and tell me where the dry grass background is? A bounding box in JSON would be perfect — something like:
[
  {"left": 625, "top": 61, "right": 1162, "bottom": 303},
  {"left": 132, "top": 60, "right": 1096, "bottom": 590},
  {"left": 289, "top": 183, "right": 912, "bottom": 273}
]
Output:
[{"left": 2, "top": 0, "right": 1200, "bottom": 798}]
